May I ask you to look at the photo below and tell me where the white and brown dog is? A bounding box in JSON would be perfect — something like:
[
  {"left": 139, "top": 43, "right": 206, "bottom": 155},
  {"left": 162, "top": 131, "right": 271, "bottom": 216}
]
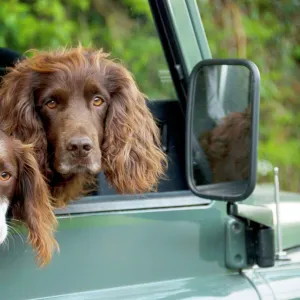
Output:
[{"left": 0, "top": 130, "right": 58, "bottom": 266}]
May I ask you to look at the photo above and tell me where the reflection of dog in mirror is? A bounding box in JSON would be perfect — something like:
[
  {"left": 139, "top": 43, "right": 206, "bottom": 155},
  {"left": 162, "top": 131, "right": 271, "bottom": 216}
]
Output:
[{"left": 199, "top": 106, "right": 251, "bottom": 183}]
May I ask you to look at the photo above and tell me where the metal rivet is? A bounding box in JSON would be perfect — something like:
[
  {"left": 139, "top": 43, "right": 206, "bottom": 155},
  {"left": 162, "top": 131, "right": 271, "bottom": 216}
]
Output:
[
  {"left": 232, "top": 222, "right": 241, "bottom": 234},
  {"left": 234, "top": 254, "right": 242, "bottom": 263}
]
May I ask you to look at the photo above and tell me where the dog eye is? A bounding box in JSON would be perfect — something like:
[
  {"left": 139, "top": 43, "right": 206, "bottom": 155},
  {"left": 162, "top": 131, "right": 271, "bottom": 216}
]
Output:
[
  {"left": 45, "top": 99, "right": 58, "bottom": 109},
  {"left": 0, "top": 172, "right": 11, "bottom": 181},
  {"left": 93, "top": 96, "right": 104, "bottom": 107}
]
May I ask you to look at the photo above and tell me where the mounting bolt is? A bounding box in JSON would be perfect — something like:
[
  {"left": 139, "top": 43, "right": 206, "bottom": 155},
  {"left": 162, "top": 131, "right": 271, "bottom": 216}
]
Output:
[
  {"left": 234, "top": 254, "right": 242, "bottom": 263},
  {"left": 231, "top": 222, "right": 241, "bottom": 234}
]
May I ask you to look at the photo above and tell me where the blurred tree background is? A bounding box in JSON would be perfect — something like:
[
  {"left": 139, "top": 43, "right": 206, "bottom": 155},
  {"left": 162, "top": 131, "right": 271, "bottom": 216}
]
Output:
[
  {"left": 0, "top": 0, "right": 299, "bottom": 192},
  {"left": 197, "top": 0, "right": 300, "bottom": 192},
  {"left": 0, "top": 0, "right": 176, "bottom": 99}
]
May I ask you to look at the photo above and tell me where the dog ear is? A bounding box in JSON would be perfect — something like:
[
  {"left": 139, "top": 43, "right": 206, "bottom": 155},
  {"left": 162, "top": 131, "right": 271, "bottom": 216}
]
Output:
[
  {"left": 99, "top": 58, "right": 167, "bottom": 194},
  {"left": 12, "top": 141, "right": 58, "bottom": 267},
  {"left": 0, "top": 57, "right": 49, "bottom": 176}
]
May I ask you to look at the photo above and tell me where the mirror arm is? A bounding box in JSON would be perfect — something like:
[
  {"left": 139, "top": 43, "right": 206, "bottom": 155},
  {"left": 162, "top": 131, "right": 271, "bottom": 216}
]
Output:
[
  {"left": 225, "top": 202, "right": 275, "bottom": 269},
  {"left": 227, "top": 202, "right": 273, "bottom": 227}
]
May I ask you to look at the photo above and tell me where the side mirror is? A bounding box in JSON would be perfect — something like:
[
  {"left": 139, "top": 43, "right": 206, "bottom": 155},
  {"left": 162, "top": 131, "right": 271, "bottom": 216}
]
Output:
[{"left": 186, "top": 59, "right": 260, "bottom": 202}]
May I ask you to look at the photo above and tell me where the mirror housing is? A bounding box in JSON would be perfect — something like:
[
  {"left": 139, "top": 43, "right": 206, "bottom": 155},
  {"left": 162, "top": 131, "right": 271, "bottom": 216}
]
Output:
[{"left": 186, "top": 59, "right": 260, "bottom": 202}]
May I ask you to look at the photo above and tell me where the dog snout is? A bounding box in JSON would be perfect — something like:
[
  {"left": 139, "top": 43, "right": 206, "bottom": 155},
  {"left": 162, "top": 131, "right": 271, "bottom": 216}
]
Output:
[{"left": 66, "top": 136, "right": 93, "bottom": 157}]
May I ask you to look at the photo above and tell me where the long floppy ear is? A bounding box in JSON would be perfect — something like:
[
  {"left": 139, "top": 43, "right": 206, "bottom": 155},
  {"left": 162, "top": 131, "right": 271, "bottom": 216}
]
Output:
[
  {"left": 0, "top": 58, "right": 49, "bottom": 175},
  {"left": 100, "top": 59, "right": 167, "bottom": 193},
  {"left": 12, "top": 141, "right": 59, "bottom": 267}
]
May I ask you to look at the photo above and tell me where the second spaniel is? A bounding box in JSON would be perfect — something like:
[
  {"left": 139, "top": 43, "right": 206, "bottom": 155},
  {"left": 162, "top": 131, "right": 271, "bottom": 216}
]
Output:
[{"left": 0, "top": 130, "right": 58, "bottom": 266}]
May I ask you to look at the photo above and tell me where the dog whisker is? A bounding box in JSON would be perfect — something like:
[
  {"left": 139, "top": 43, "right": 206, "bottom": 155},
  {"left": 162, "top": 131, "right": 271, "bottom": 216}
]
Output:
[
  {"left": 2, "top": 236, "right": 9, "bottom": 251},
  {"left": 7, "top": 223, "right": 25, "bottom": 244}
]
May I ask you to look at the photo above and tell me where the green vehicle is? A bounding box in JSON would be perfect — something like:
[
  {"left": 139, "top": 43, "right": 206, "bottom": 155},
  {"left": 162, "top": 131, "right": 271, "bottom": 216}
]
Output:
[{"left": 1, "top": 1, "right": 300, "bottom": 299}]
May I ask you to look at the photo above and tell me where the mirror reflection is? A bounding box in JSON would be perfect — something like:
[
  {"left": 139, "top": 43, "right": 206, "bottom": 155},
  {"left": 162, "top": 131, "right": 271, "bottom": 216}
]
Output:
[{"left": 192, "top": 64, "right": 252, "bottom": 193}]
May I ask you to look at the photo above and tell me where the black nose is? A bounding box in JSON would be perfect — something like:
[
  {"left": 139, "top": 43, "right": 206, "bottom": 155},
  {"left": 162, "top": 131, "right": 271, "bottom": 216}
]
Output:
[{"left": 66, "top": 137, "right": 93, "bottom": 157}]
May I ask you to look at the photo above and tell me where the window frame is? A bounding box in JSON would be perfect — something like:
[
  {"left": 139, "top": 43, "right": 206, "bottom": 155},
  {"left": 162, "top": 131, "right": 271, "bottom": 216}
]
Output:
[{"left": 55, "top": 190, "right": 211, "bottom": 216}]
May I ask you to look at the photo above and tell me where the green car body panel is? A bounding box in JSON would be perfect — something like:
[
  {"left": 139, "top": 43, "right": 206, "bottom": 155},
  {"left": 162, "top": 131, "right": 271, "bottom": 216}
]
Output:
[
  {"left": 1, "top": 0, "right": 300, "bottom": 299},
  {"left": 1, "top": 188, "right": 300, "bottom": 299}
]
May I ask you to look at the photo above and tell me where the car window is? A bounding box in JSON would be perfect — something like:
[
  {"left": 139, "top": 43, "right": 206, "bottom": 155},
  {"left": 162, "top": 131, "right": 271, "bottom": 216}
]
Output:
[
  {"left": 0, "top": 0, "right": 176, "bottom": 100},
  {"left": 196, "top": 0, "right": 300, "bottom": 194}
]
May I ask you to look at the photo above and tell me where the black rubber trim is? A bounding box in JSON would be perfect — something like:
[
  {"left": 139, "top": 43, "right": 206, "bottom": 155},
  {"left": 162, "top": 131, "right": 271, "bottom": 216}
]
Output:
[{"left": 149, "top": 0, "right": 188, "bottom": 114}]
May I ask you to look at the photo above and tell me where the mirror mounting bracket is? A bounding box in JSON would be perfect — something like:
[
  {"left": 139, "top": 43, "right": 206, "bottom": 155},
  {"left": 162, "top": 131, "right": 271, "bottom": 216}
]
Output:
[{"left": 225, "top": 202, "right": 275, "bottom": 270}]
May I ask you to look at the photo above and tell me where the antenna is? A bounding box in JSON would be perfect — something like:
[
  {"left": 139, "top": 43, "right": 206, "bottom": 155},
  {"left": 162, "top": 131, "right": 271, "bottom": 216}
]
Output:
[{"left": 274, "top": 167, "right": 289, "bottom": 261}]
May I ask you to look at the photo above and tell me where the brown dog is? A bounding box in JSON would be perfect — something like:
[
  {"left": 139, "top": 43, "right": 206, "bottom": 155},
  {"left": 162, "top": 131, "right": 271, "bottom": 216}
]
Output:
[
  {"left": 0, "top": 46, "right": 167, "bottom": 207},
  {"left": 0, "top": 130, "right": 58, "bottom": 267}
]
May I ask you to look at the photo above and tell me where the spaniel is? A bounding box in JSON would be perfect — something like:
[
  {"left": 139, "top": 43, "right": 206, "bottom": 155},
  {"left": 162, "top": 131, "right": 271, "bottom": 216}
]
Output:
[
  {"left": 199, "top": 106, "right": 251, "bottom": 183},
  {"left": 0, "top": 46, "right": 167, "bottom": 207},
  {"left": 0, "top": 130, "right": 58, "bottom": 267}
]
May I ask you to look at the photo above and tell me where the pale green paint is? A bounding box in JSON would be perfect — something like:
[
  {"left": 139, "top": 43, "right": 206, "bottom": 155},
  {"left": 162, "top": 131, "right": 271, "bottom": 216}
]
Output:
[
  {"left": 166, "top": 0, "right": 202, "bottom": 73},
  {"left": 30, "top": 276, "right": 260, "bottom": 300},
  {"left": 185, "top": 0, "right": 212, "bottom": 60},
  {"left": 1, "top": 187, "right": 300, "bottom": 299}
]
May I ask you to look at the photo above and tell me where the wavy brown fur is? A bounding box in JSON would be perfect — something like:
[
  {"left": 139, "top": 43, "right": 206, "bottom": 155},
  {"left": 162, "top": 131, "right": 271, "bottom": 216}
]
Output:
[
  {"left": 12, "top": 140, "right": 58, "bottom": 267},
  {"left": 51, "top": 174, "right": 96, "bottom": 208}
]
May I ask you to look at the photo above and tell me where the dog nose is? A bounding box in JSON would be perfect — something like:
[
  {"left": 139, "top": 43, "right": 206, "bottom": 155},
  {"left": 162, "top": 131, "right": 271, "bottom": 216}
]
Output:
[{"left": 66, "top": 137, "right": 93, "bottom": 157}]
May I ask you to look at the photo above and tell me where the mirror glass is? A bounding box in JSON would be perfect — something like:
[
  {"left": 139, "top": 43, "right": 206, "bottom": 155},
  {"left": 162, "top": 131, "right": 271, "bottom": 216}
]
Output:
[{"left": 190, "top": 62, "right": 258, "bottom": 200}]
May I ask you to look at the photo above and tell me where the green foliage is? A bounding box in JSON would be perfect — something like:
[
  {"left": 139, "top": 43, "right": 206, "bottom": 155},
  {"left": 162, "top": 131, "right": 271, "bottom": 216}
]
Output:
[
  {"left": 1, "top": 0, "right": 299, "bottom": 192},
  {"left": 198, "top": 0, "right": 300, "bottom": 192},
  {"left": 0, "top": 0, "right": 175, "bottom": 99}
]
